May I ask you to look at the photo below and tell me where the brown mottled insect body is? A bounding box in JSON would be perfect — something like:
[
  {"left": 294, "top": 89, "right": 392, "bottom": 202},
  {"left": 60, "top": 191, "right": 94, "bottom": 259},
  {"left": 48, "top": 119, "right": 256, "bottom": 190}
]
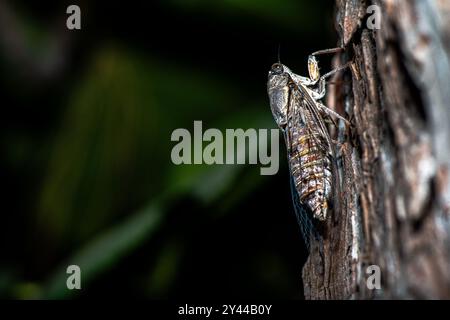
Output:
[
  {"left": 289, "top": 119, "right": 332, "bottom": 221},
  {"left": 284, "top": 79, "right": 333, "bottom": 221},
  {"left": 267, "top": 49, "right": 348, "bottom": 226}
]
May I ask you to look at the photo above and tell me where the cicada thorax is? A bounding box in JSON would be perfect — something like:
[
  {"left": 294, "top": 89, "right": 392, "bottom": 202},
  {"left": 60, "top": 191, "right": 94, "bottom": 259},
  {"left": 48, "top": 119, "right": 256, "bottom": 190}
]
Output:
[{"left": 287, "top": 106, "right": 333, "bottom": 221}]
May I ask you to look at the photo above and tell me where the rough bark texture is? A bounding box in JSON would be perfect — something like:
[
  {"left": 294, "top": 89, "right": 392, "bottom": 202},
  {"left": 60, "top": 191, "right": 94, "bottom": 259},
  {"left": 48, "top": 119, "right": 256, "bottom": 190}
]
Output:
[{"left": 302, "top": 0, "right": 450, "bottom": 299}]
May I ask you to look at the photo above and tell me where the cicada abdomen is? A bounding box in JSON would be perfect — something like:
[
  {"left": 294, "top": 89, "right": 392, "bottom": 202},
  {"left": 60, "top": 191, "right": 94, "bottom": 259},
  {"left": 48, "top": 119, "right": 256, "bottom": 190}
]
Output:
[{"left": 287, "top": 100, "right": 333, "bottom": 221}]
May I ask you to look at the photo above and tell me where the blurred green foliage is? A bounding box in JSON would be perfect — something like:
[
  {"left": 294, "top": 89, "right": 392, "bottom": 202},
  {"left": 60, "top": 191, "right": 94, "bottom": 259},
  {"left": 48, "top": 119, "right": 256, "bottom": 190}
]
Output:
[{"left": 1, "top": 0, "right": 334, "bottom": 299}]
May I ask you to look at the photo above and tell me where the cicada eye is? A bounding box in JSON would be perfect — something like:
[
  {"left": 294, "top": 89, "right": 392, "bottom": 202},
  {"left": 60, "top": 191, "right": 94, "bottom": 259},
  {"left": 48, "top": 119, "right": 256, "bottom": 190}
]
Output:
[
  {"left": 271, "top": 63, "right": 283, "bottom": 74},
  {"left": 289, "top": 82, "right": 296, "bottom": 89}
]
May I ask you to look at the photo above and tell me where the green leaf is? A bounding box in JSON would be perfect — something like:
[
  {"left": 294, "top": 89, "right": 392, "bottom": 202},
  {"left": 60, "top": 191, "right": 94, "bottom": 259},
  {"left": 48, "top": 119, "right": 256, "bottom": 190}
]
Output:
[{"left": 42, "top": 201, "right": 163, "bottom": 299}]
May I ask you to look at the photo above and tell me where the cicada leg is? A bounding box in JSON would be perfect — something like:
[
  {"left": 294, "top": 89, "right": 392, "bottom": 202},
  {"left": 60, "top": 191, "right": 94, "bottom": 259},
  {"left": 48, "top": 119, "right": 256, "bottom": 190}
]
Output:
[{"left": 317, "top": 102, "right": 351, "bottom": 127}]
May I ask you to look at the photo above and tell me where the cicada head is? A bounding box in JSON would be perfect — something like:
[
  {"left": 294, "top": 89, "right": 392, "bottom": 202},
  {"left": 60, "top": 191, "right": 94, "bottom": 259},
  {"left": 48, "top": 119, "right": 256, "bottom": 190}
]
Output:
[{"left": 267, "top": 63, "right": 291, "bottom": 129}]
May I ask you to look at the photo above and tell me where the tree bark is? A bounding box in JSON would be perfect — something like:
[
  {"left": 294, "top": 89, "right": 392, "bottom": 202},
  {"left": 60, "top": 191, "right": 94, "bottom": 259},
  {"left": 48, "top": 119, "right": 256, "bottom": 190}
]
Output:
[{"left": 302, "top": 0, "right": 450, "bottom": 299}]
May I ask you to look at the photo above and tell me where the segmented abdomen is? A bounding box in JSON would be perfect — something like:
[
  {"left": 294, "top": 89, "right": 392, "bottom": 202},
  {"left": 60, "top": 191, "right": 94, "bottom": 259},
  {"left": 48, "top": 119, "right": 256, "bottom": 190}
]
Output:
[{"left": 288, "top": 124, "right": 332, "bottom": 221}]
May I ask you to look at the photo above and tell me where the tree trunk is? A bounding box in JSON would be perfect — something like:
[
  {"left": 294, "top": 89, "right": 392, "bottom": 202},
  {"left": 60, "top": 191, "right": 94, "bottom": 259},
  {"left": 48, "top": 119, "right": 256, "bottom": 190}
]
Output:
[{"left": 302, "top": 0, "right": 450, "bottom": 299}]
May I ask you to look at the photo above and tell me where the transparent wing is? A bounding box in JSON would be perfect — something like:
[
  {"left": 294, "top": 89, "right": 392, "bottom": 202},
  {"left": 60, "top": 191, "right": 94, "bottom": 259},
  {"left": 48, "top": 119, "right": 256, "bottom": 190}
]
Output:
[
  {"left": 293, "top": 83, "right": 341, "bottom": 217},
  {"left": 288, "top": 168, "right": 316, "bottom": 250},
  {"left": 284, "top": 87, "right": 323, "bottom": 249},
  {"left": 295, "top": 84, "right": 333, "bottom": 155}
]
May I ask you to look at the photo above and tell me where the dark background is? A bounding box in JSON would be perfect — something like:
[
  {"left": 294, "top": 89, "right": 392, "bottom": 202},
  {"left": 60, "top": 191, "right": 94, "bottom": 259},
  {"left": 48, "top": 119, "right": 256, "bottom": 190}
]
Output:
[{"left": 0, "top": 0, "right": 336, "bottom": 299}]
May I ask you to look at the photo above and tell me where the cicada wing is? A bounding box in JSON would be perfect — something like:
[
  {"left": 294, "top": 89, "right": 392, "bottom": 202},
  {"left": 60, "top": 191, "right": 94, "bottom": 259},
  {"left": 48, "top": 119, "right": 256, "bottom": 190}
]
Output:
[
  {"left": 295, "top": 83, "right": 342, "bottom": 218},
  {"left": 297, "top": 85, "right": 334, "bottom": 155},
  {"left": 288, "top": 170, "right": 318, "bottom": 250},
  {"left": 283, "top": 90, "right": 321, "bottom": 249}
]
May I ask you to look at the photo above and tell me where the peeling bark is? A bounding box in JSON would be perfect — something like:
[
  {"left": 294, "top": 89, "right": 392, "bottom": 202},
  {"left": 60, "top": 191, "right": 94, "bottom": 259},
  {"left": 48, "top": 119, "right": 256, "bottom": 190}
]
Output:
[{"left": 303, "top": 0, "right": 450, "bottom": 299}]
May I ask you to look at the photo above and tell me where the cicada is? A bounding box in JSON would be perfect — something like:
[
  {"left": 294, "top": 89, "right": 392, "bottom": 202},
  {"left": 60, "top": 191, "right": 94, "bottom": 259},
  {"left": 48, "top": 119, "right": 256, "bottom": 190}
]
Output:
[{"left": 267, "top": 48, "right": 349, "bottom": 246}]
